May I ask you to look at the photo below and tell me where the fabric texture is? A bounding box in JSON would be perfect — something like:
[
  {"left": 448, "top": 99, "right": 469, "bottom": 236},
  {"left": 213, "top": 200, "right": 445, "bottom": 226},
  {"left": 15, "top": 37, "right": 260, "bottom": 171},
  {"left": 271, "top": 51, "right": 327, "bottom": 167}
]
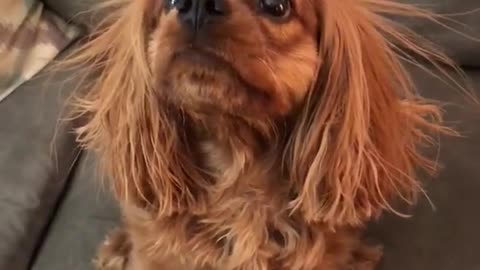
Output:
[
  {"left": 0, "top": 48, "right": 81, "bottom": 270},
  {"left": 44, "top": 0, "right": 102, "bottom": 30},
  {"left": 0, "top": 0, "right": 81, "bottom": 102},
  {"left": 31, "top": 153, "right": 120, "bottom": 270},
  {"left": 370, "top": 67, "right": 480, "bottom": 270},
  {"left": 398, "top": 0, "right": 480, "bottom": 67}
]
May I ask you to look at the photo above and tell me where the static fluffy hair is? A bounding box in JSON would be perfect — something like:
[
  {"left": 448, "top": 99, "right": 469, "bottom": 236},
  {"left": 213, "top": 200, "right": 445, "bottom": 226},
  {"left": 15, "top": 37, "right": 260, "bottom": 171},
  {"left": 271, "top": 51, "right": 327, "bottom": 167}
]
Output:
[{"left": 63, "top": 0, "right": 459, "bottom": 269}]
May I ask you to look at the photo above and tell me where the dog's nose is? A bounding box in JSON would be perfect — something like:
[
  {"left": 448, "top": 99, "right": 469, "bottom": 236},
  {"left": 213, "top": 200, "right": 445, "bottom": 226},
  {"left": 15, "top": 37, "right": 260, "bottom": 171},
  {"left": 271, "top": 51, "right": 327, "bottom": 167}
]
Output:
[{"left": 172, "top": 0, "right": 228, "bottom": 33}]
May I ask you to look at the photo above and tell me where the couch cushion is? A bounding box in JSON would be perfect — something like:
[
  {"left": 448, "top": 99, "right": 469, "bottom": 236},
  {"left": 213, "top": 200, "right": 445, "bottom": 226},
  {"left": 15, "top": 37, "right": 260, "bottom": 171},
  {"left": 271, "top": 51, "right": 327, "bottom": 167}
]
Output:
[
  {"left": 0, "top": 49, "right": 81, "bottom": 270},
  {"left": 31, "top": 153, "right": 120, "bottom": 270},
  {"left": 398, "top": 0, "right": 480, "bottom": 67},
  {"left": 29, "top": 67, "right": 480, "bottom": 270},
  {"left": 370, "top": 67, "right": 480, "bottom": 270}
]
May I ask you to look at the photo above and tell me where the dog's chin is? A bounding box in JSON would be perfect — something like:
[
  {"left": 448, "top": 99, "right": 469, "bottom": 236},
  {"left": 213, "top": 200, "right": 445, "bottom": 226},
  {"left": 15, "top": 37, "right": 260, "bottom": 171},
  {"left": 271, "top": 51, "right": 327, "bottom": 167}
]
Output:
[{"left": 161, "top": 50, "right": 276, "bottom": 118}]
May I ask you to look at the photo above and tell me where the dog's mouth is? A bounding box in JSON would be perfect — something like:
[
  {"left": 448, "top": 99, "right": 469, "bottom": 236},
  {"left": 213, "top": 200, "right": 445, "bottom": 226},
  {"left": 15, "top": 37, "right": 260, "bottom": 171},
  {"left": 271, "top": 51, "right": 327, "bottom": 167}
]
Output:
[
  {"left": 172, "top": 49, "right": 235, "bottom": 78},
  {"left": 162, "top": 48, "right": 275, "bottom": 115}
]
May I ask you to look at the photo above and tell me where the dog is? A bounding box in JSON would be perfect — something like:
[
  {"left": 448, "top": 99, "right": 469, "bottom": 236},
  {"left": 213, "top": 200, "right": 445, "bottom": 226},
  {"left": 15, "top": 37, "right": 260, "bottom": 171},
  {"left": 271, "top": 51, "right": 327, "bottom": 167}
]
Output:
[{"left": 67, "top": 0, "right": 456, "bottom": 269}]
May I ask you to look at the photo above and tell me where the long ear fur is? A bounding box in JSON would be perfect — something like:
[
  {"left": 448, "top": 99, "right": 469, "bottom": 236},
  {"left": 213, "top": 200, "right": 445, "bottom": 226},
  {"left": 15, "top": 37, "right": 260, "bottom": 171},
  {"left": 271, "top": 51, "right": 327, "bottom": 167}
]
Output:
[
  {"left": 286, "top": 0, "right": 458, "bottom": 226},
  {"left": 64, "top": 0, "right": 209, "bottom": 217}
]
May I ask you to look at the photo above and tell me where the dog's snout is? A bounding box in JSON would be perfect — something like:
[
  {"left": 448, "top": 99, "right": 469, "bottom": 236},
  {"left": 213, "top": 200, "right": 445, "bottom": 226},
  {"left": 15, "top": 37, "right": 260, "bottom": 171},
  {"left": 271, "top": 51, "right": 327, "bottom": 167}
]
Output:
[{"left": 170, "top": 0, "right": 228, "bottom": 33}]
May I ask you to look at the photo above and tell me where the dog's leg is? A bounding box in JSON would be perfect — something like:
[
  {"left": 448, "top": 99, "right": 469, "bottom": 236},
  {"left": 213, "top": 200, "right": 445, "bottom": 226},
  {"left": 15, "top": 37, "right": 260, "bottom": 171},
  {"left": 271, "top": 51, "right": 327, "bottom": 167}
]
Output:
[
  {"left": 346, "top": 242, "right": 383, "bottom": 270},
  {"left": 94, "top": 228, "right": 132, "bottom": 270},
  {"left": 317, "top": 231, "right": 383, "bottom": 270}
]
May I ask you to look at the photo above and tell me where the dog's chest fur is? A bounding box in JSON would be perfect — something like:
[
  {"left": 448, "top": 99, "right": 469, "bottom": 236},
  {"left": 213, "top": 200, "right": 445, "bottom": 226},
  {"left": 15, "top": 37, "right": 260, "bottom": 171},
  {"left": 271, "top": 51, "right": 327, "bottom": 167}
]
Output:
[
  {"left": 123, "top": 138, "right": 364, "bottom": 270},
  {"left": 126, "top": 139, "right": 304, "bottom": 265}
]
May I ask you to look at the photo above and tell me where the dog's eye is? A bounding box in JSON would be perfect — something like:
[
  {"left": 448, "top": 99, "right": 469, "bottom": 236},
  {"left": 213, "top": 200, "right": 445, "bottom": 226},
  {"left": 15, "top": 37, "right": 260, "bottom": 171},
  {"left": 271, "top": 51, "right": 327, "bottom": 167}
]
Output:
[{"left": 259, "top": 0, "right": 291, "bottom": 19}]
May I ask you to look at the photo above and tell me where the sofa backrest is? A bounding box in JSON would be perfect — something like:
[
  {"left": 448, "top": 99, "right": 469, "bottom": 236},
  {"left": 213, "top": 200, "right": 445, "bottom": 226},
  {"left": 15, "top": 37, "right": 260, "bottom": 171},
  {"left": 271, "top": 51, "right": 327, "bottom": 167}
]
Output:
[{"left": 399, "top": 0, "right": 480, "bottom": 67}]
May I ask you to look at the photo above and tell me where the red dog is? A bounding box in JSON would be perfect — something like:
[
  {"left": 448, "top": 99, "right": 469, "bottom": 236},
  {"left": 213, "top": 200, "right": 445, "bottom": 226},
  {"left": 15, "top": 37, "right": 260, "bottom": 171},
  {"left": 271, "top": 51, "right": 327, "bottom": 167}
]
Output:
[{"left": 67, "top": 0, "right": 455, "bottom": 269}]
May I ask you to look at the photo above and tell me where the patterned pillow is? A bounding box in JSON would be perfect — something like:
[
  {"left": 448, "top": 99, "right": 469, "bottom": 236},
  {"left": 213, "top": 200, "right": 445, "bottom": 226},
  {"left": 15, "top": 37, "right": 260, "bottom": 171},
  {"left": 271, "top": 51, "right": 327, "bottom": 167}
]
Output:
[{"left": 0, "top": 0, "right": 81, "bottom": 102}]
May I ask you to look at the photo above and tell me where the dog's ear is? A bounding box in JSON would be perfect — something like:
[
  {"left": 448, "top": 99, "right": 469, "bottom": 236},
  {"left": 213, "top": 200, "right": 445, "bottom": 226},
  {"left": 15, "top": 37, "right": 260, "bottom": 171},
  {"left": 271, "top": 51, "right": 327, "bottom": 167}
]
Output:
[
  {"left": 286, "top": 0, "right": 455, "bottom": 226},
  {"left": 66, "top": 0, "right": 208, "bottom": 216}
]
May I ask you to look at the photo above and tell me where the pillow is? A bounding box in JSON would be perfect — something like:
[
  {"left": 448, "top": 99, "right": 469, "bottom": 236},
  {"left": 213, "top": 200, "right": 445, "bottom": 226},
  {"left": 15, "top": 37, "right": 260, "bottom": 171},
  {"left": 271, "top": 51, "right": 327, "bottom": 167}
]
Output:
[
  {"left": 0, "top": 0, "right": 81, "bottom": 102},
  {"left": 44, "top": 0, "right": 102, "bottom": 30}
]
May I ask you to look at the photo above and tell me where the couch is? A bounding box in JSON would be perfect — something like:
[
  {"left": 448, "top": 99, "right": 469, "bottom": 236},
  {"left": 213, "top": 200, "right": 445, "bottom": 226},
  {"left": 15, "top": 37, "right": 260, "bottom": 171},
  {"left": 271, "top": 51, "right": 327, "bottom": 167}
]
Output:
[{"left": 0, "top": 1, "right": 479, "bottom": 270}]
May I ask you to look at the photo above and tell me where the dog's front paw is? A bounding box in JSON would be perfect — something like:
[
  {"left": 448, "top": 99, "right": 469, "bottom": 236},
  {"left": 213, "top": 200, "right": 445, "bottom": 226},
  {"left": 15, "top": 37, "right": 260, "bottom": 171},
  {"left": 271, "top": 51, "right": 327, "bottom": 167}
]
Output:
[
  {"left": 348, "top": 244, "right": 383, "bottom": 270},
  {"left": 93, "top": 228, "right": 132, "bottom": 270}
]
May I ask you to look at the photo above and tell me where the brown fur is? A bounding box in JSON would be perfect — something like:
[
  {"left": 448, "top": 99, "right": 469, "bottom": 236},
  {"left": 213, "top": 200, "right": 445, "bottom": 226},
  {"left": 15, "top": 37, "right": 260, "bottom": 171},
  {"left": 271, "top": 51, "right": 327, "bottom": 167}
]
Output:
[{"left": 63, "top": 0, "right": 458, "bottom": 269}]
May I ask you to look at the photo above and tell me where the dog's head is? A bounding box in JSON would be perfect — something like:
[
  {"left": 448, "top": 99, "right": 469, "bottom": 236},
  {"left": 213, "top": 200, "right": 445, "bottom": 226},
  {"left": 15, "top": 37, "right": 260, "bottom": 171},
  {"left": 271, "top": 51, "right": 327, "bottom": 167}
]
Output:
[
  {"left": 149, "top": 0, "right": 317, "bottom": 118},
  {"left": 71, "top": 0, "right": 454, "bottom": 225}
]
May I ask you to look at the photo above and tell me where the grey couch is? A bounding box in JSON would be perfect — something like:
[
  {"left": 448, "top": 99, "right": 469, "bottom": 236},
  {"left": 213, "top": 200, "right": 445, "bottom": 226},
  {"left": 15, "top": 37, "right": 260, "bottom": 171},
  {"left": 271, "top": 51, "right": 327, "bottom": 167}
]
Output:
[{"left": 0, "top": 1, "right": 479, "bottom": 270}]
